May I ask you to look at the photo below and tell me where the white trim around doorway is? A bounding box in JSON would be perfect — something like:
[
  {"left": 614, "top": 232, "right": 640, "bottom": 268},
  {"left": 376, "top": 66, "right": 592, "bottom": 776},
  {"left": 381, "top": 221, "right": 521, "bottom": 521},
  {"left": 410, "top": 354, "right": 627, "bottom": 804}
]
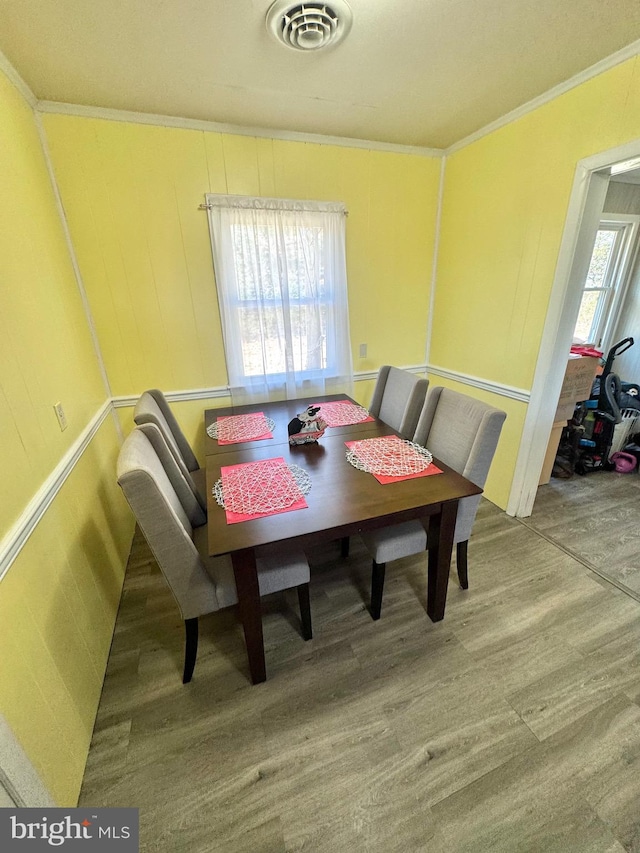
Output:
[{"left": 507, "top": 139, "right": 640, "bottom": 517}]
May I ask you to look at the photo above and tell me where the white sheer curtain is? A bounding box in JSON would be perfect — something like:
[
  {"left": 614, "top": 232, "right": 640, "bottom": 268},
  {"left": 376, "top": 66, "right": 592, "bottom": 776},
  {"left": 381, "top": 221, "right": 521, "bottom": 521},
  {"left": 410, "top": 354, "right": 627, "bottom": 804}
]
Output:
[{"left": 206, "top": 194, "right": 353, "bottom": 404}]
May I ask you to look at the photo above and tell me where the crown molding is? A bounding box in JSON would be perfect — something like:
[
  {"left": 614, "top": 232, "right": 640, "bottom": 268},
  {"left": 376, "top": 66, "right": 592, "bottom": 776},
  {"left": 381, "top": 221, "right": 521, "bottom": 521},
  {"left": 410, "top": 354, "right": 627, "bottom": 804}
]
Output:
[
  {"left": 36, "top": 100, "right": 443, "bottom": 157},
  {"left": 0, "top": 49, "right": 36, "bottom": 107},
  {"left": 3, "top": 37, "right": 640, "bottom": 157},
  {"left": 446, "top": 39, "right": 640, "bottom": 155}
]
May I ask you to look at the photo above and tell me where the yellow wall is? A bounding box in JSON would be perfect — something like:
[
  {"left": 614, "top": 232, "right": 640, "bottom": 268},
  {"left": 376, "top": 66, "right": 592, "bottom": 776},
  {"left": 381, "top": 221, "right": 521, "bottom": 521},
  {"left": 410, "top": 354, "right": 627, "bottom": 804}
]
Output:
[
  {"left": 432, "top": 54, "right": 640, "bottom": 505},
  {"left": 41, "top": 116, "right": 442, "bottom": 398},
  {"left": 5, "top": 48, "right": 640, "bottom": 803},
  {"left": 0, "top": 79, "right": 106, "bottom": 531},
  {"left": 0, "top": 419, "right": 131, "bottom": 805},
  {"left": 41, "top": 53, "right": 640, "bottom": 514},
  {"left": 0, "top": 70, "right": 132, "bottom": 804}
]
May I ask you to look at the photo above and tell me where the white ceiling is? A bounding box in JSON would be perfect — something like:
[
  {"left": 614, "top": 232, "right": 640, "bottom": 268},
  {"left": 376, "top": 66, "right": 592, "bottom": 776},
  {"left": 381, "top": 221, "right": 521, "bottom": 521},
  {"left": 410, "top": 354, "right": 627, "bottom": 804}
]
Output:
[{"left": 1, "top": 1, "right": 640, "bottom": 149}]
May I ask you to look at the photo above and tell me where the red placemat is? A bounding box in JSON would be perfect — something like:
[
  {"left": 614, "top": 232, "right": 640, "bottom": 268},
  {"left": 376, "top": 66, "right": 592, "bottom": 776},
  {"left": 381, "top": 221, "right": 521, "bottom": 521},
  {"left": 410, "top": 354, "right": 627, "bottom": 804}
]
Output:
[
  {"left": 215, "top": 412, "right": 274, "bottom": 445},
  {"left": 311, "top": 400, "right": 375, "bottom": 427},
  {"left": 217, "top": 457, "right": 308, "bottom": 523},
  {"left": 345, "top": 436, "right": 443, "bottom": 484}
]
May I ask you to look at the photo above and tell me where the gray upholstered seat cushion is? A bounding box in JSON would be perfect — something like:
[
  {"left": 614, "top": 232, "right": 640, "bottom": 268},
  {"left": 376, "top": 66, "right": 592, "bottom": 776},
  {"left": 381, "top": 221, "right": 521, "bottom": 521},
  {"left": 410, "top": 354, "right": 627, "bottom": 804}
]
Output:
[
  {"left": 192, "top": 526, "right": 310, "bottom": 609},
  {"left": 361, "top": 521, "right": 427, "bottom": 565},
  {"left": 362, "top": 386, "right": 506, "bottom": 564},
  {"left": 118, "top": 430, "right": 310, "bottom": 621},
  {"left": 369, "top": 366, "right": 429, "bottom": 439}
]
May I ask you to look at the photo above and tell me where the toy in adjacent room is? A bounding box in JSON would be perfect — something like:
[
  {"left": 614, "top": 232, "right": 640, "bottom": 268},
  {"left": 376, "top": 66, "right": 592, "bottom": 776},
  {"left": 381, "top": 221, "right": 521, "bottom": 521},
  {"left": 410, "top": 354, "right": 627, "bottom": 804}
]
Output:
[{"left": 287, "top": 405, "right": 328, "bottom": 445}]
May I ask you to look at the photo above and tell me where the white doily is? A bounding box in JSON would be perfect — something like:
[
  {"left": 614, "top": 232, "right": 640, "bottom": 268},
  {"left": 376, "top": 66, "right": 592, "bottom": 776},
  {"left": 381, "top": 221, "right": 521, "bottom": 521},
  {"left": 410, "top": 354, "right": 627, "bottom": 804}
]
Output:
[
  {"left": 315, "top": 401, "right": 371, "bottom": 427},
  {"left": 346, "top": 437, "right": 433, "bottom": 477},
  {"left": 213, "top": 461, "right": 312, "bottom": 514},
  {"left": 206, "top": 414, "right": 276, "bottom": 442}
]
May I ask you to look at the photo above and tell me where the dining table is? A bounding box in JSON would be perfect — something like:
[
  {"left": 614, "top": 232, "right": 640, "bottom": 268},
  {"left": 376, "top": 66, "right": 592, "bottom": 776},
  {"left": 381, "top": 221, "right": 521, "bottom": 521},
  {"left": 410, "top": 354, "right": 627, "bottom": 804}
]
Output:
[{"left": 204, "top": 395, "right": 482, "bottom": 683}]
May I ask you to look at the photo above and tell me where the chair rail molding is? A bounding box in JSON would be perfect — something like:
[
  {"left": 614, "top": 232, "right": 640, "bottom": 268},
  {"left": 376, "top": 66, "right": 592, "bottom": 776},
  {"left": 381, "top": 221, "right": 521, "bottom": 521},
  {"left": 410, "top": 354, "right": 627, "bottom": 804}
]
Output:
[
  {"left": 113, "top": 364, "right": 528, "bottom": 410},
  {"left": 1, "top": 361, "right": 526, "bottom": 584},
  {"left": 354, "top": 365, "right": 428, "bottom": 384},
  {"left": 506, "top": 139, "right": 640, "bottom": 518},
  {"left": 112, "top": 386, "right": 231, "bottom": 407},
  {"left": 425, "top": 365, "right": 530, "bottom": 403},
  {"left": 112, "top": 368, "right": 431, "bottom": 407},
  {"left": 0, "top": 400, "right": 112, "bottom": 582}
]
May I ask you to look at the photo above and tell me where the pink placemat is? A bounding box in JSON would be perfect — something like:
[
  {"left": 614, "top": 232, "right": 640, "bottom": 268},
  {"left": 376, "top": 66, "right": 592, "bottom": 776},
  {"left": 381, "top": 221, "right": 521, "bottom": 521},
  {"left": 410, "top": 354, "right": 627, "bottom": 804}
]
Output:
[
  {"left": 345, "top": 436, "right": 443, "bottom": 484},
  {"left": 311, "top": 400, "right": 375, "bottom": 427},
  {"left": 214, "top": 412, "right": 274, "bottom": 445},
  {"left": 217, "top": 457, "right": 308, "bottom": 523}
]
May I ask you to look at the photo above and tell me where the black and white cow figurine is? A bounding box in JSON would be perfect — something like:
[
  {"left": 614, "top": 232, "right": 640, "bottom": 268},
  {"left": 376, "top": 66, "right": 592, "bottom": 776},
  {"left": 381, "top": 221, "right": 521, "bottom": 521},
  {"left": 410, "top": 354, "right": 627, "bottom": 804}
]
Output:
[{"left": 287, "top": 405, "right": 328, "bottom": 445}]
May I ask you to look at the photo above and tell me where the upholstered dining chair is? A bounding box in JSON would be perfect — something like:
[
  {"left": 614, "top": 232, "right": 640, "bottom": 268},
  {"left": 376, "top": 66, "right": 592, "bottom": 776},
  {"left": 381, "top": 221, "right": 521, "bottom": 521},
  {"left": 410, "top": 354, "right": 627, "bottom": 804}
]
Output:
[
  {"left": 340, "top": 367, "right": 429, "bottom": 560},
  {"left": 133, "top": 389, "right": 206, "bottom": 506},
  {"left": 117, "top": 428, "right": 312, "bottom": 683},
  {"left": 369, "top": 366, "right": 429, "bottom": 439},
  {"left": 361, "top": 387, "right": 507, "bottom": 620},
  {"left": 136, "top": 421, "right": 206, "bottom": 517}
]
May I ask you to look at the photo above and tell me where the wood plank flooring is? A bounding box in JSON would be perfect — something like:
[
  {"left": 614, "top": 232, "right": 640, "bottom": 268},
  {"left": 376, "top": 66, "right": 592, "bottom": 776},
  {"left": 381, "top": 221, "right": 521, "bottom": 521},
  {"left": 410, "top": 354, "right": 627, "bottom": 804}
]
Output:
[
  {"left": 528, "top": 470, "right": 640, "bottom": 600},
  {"left": 80, "top": 495, "right": 640, "bottom": 852}
]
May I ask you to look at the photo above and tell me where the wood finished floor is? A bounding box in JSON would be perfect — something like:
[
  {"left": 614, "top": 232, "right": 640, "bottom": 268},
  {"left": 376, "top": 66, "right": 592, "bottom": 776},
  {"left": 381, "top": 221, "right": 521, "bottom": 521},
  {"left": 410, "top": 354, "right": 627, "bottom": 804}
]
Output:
[
  {"left": 80, "top": 493, "right": 640, "bottom": 852},
  {"left": 528, "top": 469, "right": 640, "bottom": 601}
]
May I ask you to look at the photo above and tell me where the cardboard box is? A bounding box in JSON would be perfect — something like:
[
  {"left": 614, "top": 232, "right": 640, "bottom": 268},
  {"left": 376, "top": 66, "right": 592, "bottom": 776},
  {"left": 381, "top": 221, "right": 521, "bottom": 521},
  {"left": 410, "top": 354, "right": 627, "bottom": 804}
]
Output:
[
  {"left": 554, "top": 400, "right": 578, "bottom": 424},
  {"left": 556, "top": 355, "right": 599, "bottom": 407},
  {"left": 540, "top": 356, "right": 600, "bottom": 484},
  {"left": 539, "top": 356, "right": 600, "bottom": 485},
  {"left": 539, "top": 422, "right": 565, "bottom": 485}
]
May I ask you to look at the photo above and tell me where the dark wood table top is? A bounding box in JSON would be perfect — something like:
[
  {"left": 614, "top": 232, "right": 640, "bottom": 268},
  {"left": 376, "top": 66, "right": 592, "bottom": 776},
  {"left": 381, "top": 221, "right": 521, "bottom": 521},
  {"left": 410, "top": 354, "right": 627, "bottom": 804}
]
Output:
[
  {"left": 204, "top": 394, "right": 382, "bottom": 455},
  {"left": 202, "top": 395, "right": 483, "bottom": 683},
  {"left": 205, "top": 430, "right": 482, "bottom": 558}
]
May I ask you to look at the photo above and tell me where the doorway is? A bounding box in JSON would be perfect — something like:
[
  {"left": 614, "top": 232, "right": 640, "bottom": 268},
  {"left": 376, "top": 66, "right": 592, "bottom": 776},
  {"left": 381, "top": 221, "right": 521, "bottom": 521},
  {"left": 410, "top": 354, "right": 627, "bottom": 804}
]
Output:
[
  {"left": 508, "top": 141, "right": 640, "bottom": 520},
  {"left": 510, "top": 146, "right": 640, "bottom": 600}
]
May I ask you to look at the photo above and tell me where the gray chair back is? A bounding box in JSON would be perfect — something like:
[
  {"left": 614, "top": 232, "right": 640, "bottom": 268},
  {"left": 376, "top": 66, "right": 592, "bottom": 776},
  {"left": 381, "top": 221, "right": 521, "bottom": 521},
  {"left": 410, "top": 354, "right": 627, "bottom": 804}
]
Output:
[
  {"left": 413, "top": 387, "right": 506, "bottom": 542},
  {"left": 135, "top": 422, "right": 207, "bottom": 523},
  {"left": 133, "top": 389, "right": 200, "bottom": 472},
  {"left": 117, "top": 429, "right": 220, "bottom": 620},
  {"left": 369, "top": 366, "right": 429, "bottom": 439},
  {"left": 117, "top": 427, "right": 312, "bottom": 682}
]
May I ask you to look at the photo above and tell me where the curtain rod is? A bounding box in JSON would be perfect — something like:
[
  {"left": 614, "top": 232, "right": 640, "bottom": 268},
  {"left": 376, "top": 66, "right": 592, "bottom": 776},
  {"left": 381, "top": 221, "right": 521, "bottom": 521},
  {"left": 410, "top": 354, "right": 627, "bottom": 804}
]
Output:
[{"left": 198, "top": 202, "right": 348, "bottom": 216}]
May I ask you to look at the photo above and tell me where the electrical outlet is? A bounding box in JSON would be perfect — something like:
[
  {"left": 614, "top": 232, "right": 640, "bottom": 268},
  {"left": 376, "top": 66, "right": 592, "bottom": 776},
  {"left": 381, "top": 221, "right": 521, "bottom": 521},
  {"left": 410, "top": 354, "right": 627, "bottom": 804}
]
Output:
[
  {"left": 359, "top": 343, "right": 367, "bottom": 358},
  {"left": 53, "top": 402, "right": 68, "bottom": 432}
]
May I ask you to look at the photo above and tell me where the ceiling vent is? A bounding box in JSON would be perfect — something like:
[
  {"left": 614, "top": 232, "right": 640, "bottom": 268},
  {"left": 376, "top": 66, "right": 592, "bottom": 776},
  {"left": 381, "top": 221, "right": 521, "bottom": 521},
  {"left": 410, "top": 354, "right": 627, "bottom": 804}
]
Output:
[{"left": 266, "top": 1, "right": 353, "bottom": 52}]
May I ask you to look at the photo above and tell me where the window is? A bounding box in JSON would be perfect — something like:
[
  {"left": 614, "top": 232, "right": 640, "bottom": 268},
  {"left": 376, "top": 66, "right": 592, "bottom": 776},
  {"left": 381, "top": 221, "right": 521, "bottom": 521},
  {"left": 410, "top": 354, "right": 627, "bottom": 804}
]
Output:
[
  {"left": 206, "top": 194, "right": 353, "bottom": 403},
  {"left": 574, "top": 216, "right": 640, "bottom": 348}
]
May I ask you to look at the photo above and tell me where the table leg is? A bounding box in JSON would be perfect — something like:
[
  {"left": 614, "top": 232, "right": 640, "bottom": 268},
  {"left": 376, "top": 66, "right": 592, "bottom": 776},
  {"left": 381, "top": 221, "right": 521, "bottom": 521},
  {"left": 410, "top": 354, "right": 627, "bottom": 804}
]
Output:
[
  {"left": 231, "top": 548, "right": 266, "bottom": 684},
  {"left": 427, "top": 499, "right": 459, "bottom": 622}
]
